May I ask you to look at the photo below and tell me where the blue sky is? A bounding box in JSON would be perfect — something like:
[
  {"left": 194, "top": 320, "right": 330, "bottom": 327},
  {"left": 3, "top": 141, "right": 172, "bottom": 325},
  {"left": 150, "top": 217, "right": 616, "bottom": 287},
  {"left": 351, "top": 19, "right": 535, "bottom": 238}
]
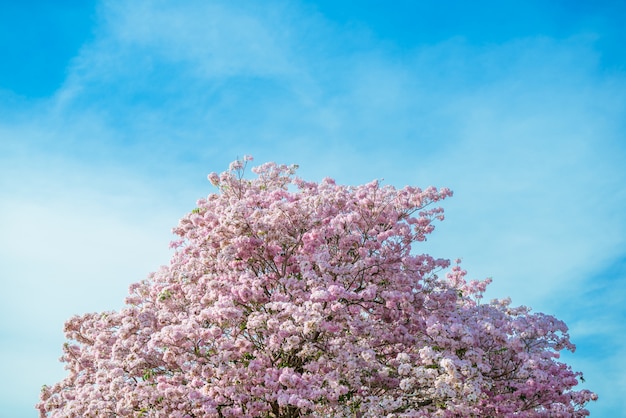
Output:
[{"left": 1, "top": 1, "right": 625, "bottom": 416}]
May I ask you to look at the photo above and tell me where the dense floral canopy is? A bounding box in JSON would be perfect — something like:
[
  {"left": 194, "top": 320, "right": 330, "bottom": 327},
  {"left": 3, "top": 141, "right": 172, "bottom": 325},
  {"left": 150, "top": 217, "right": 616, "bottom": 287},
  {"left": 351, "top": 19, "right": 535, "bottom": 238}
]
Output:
[{"left": 38, "top": 158, "right": 596, "bottom": 417}]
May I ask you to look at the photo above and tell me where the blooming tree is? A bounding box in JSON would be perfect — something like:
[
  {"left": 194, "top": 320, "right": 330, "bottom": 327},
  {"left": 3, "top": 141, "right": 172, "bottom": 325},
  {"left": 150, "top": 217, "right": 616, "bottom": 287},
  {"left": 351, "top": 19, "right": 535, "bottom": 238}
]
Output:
[{"left": 38, "top": 157, "right": 596, "bottom": 417}]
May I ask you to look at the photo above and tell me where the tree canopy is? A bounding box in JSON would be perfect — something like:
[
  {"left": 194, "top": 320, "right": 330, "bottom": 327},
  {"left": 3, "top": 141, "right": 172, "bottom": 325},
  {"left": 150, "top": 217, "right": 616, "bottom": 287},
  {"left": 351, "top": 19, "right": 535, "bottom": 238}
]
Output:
[{"left": 38, "top": 157, "right": 596, "bottom": 417}]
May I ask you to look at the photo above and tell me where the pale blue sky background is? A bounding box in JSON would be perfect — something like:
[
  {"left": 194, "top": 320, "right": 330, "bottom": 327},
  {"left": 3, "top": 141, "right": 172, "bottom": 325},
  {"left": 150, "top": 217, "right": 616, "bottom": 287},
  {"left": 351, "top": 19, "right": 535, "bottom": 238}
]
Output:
[{"left": 1, "top": 1, "right": 625, "bottom": 416}]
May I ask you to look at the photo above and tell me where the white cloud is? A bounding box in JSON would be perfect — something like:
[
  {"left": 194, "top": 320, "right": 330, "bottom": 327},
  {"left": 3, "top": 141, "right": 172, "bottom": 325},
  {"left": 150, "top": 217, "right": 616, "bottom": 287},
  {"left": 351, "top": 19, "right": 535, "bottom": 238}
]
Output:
[{"left": 0, "top": 155, "right": 183, "bottom": 412}]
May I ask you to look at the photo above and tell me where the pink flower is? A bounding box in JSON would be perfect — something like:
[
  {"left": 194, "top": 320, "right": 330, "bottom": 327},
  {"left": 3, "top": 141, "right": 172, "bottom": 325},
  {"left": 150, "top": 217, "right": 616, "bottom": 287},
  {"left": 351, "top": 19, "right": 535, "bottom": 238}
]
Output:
[
  {"left": 207, "top": 172, "right": 220, "bottom": 185},
  {"left": 37, "top": 158, "right": 596, "bottom": 418}
]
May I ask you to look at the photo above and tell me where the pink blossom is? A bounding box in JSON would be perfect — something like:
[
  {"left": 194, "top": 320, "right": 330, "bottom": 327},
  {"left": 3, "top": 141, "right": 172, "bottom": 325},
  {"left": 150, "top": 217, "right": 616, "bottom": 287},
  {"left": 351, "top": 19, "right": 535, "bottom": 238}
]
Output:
[{"left": 38, "top": 158, "right": 596, "bottom": 418}]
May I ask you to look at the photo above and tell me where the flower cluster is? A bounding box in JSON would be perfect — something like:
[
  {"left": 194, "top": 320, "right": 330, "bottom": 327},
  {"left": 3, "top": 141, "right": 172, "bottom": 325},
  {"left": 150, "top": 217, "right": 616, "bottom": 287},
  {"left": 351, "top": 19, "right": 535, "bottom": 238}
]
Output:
[{"left": 38, "top": 158, "right": 596, "bottom": 417}]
